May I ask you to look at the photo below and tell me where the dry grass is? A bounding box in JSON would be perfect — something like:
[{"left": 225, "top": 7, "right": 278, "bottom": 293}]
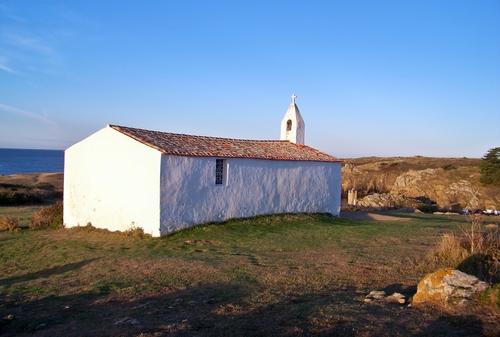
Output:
[
  {"left": 460, "top": 217, "right": 486, "bottom": 254},
  {"left": 0, "top": 172, "right": 63, "bottom": 190},
  {"left": 430, "top": 233, "right": 469, "bottom": 266},
  {"left": 0, "top": 211, "right": 498, "bottom": 336},
  {"left": 29, "top": 202, "right": 63, "bottom": 229},
  {"left": 124, "top": 225, "right": 148, "bottom": 238},
  {"left": 0, "top": 216, "right": 20, "bottom": 232},
  {"left": 428, "top": 216, "right": 499, "bottom": 283}
]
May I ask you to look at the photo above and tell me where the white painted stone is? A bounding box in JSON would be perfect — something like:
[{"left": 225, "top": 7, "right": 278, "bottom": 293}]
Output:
[
  {"left": 159, "top": 156, "right": 341, "bottom": 234},
  {"left": 280, "top": 94, "right": 305, "bottom": 144},
  {"left": 64, "top": 126, "right": 341, "bottom": 236},
  {"left": 64, "top": 126, "right": 162, "bottom": 236},
  {"left": 64, "top": 97, "right": 341, "bottom": 237}
]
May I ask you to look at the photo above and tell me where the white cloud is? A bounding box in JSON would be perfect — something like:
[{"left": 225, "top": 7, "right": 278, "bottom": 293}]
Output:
[
  {"left": 0, "top": 102, "right": 55, "bottom": 125},
  {"left": 3, "top": 33, "right": 55, "bottom": 56},
  {"left": 0, "top": 61, "right": 16, "bottom": 74}
]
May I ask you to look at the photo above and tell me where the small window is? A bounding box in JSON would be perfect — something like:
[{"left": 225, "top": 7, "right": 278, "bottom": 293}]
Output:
[
  {"left": 215, "top": 159, "right": 224, "bottom": 185},
  {"left": 286, "top": 119, "right": 292, "bottom": 131}
]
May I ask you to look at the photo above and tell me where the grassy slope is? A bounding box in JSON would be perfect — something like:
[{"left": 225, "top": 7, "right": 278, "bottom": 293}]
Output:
[{"left": 1, "top": 213, "right": 498, "bottom": 336}]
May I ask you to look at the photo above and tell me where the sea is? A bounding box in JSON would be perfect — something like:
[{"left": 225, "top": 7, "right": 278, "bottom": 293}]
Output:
[{"left": 0, "top": 148, "right": 64, "bottom": 175}]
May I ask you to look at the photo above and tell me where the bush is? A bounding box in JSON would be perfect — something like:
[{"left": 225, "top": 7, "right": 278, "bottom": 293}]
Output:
[
  {"left": 30, "top": 202, "right": 63, "bottom": 229},
  {"left": 441, "top": 164, "right": 456, "bottom": 171},
  {"left": 0, "top": 216, "right": 20, "bottom": 232},
  {"left": 480, "top": 147, "right": 500, "bottom": 186},
  {"left": 0, "top": 191, "right": 43, "bottom": 205},
  {"left": 428, "top": 217, "right": 499, "bottom": 283},
  {"left": 124, "top": 226, "right": 146, "bottom": 238},
  {"left": 417, "top": 204, "right": 439, "bottom": 213},
  {"left": 430, "top": 233, "right": 469, "bottom": 266}
]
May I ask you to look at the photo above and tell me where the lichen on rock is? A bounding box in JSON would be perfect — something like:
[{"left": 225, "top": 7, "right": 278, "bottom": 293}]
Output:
[{"left": 412, "top": 268, "right": 489, "bottom": 306}]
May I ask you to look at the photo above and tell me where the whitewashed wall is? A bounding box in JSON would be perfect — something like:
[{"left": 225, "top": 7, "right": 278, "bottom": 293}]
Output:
[
  {"left": 159, "top": 156, "right": 341, "bottom": 234},
  {"left": 64, "top": 127, "right": 162, "bottom": 236},
  {"left": 280, "top": 105, "right": 305, "bottom": 144},
  {"left": 65, "top": 126, "right": 342, "bottom": 237}
]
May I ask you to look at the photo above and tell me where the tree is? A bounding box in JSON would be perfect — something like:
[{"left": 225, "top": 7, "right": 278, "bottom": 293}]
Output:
[{"left": 480, "top": 147, "right": 500, "bottom": 186}]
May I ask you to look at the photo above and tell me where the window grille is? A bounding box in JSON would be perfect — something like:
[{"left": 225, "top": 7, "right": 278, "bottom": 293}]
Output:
[{"left": 215, "top": 159, "right": 224, "bottom": 185}]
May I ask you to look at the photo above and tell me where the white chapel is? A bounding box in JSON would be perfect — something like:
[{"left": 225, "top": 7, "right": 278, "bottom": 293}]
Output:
[{"left": 63, "top": 96, "right": 342, "bottom": 236}]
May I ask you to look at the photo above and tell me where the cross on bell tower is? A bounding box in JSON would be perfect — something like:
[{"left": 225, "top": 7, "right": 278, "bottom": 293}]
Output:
[{"left": 280, "top": 94, "right": 305, "bottom": 144}]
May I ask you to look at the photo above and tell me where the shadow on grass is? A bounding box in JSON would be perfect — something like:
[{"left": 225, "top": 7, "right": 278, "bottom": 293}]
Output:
[
  {"left": 385, "top": 212, "right": 464, "bottom": 223},
  {"left": 382, "top": 283, "right": 417, "bottom": 299},
  {"left": 163, "top": 213, "right": 356, "bottom": 238},
  {"left": 0, "top": 258, "right": 100, "bottom": 287},
  {"left": 0, "top": 282, "right": 487, "bottom": 337}
]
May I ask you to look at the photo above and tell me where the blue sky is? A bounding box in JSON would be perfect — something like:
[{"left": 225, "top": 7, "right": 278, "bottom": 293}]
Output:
[{"left": 0, "top": 1, "right": 499, "bottom": 157}]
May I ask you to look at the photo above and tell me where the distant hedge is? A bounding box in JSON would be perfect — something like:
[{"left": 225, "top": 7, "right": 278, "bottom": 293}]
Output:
[
  {"left": 480, "top": 147, "right": 500, "bottom": 186},
  {"left": 0, "top": 189, "right": 62, "bottom": 206},
  {"left": 0, "top": 191, "right": 43, "bottom": 205}
]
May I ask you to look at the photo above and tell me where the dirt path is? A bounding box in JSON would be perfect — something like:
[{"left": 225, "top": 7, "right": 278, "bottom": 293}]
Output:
[{"left": 339, "top": 211, "right": 409, "bottom": 221}]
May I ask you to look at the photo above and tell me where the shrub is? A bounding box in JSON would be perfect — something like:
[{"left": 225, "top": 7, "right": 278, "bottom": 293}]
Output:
[
  {"left": 428, "top": 216, "right": 499, "bottom": 283},
  {"left": 71, "top": 222, "right": 109, "bottom": 234},
  {"left": 124, "top": 224, "right": 147, "bottom": 238},
  {"left": 442, "top": 164, "right": 456, "bottom": 171},
  {"left": 430, "top": 233, "right": 469, "bottom": 266},
  {"left": 417, "top": 204, "right": 439, "bottom": 213},
  {"left": 0, "top": 216, "right": 20, "bottom": 232},
  {"left": 0, "top": 191, "right": 43, "bottom": 205},
  {"left": 30, "top": 202, "right": 63, "bottom": 229},
  {"left": 480, "top": 147, "right": 500, "bottom": 186},
  {"left": 415, "top": 196, "right": 438, "bottom": 213}
]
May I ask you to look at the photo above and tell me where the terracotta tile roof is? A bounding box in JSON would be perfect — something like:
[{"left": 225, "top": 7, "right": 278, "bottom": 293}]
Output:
[{"left": 110, "top": 124, "right": 340, "bottom": 163}]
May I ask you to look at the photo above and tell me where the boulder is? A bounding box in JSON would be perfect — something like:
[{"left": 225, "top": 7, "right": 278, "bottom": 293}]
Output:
[{"left": 412, "top": 268, "right": 489, "bottom": 306}]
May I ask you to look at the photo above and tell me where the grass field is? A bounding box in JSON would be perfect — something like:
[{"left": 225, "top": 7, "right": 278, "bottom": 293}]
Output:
[
  {"left": 0, "top": 211, "right": 498, "bottom": 336},
  {"left": 0, "top": 206, "right": 43, "bottom": 227}
]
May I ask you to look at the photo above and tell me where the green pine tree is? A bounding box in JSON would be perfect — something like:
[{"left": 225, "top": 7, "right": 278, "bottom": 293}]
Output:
[{"left": 480, "top": 147, "right": 500, "bottom": 186}]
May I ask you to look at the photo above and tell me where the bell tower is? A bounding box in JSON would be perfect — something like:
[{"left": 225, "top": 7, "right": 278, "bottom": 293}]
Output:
[{"left": 280, "top": 94, "right": 305, "bottom": 144}]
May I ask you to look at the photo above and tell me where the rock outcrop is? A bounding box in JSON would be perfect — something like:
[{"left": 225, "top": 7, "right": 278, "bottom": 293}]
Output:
[
  {"left": 391, "top": 170, "right": 481, "bottom": 209},
  {"left": 412, "top": 268, "right": 489, "bottom": 306},
  {"left": 357, "top": 193, "right": 424, "bottom": 209},
  {"left": 342, "top": 157, "right": 500, "bottom": 210}
]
